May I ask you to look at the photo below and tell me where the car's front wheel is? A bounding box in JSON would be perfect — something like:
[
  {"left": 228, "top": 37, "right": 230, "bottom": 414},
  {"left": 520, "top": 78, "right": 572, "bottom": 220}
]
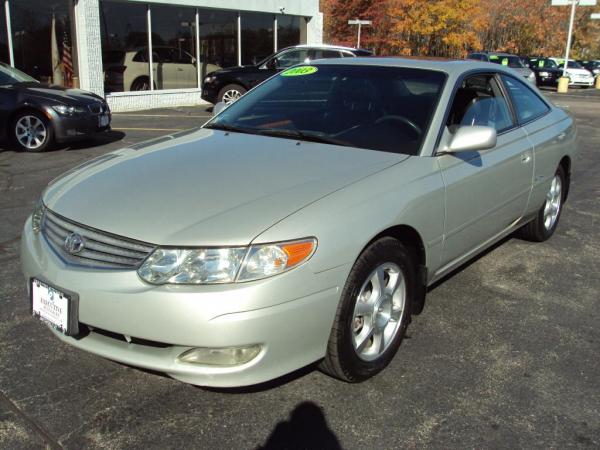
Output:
[
  {"left": 320, "top": 237, "right": 414, "bottom": 382},
  {"left": 12, "top": 111, "right": 53, "bottom": 152},
  {"left": 518, "top": 165, "right": 566, "bottom": 242},
  {"left": 218, "top": 84, "right": 247, "bottom": 104}
]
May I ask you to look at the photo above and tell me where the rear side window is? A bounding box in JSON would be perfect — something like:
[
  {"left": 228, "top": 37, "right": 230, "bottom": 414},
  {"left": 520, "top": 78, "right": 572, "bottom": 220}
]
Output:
[
  {"left": 501, "top": 75, "right": 549, "bottom": 123},
  {"left": 311, "top": 49, "right": 342, "bottom": 59}
]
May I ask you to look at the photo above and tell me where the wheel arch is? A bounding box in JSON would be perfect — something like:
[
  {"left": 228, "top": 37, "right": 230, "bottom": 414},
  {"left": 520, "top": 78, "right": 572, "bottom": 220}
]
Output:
[
  {"left": 559, "top": 155, "right": 571, "bottom": 201},
  {"left": 9, "top": 104, "right": 51, "bottom": 128}
]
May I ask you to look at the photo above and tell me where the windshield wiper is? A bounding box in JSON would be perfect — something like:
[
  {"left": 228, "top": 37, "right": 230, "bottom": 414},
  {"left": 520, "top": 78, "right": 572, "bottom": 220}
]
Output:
[
  {"left": 255, "top": 128, "right": 351, "bottom": 147},
  {"left": 203, "top": 123, "right": 258, "bottom": 135}
]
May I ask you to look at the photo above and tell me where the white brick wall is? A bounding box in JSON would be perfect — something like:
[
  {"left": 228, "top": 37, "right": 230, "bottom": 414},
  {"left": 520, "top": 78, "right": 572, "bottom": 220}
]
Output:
[{"left": 107, "top": 90, "right": 210, "bottom": 112}]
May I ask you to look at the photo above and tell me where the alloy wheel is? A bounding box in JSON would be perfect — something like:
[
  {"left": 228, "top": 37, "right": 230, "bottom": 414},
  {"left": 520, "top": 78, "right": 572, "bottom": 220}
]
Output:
[
  {"left": 351, "top": 262, "right": 406, "bottom": 361},
  {"left": 15, "top": 115, "right": 47, "bottom": 150},
  {"left": 543, "top": 174, "right": 562, "bottom": 230},
  {"left": 222, "top": 89, "right": 242, "bottom": 104}
]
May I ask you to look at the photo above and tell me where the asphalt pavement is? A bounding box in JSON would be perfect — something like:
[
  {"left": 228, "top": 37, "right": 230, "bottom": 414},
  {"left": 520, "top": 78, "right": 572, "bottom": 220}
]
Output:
[{"left": 0, "top": 91, "right": 599, "bottom": 449}]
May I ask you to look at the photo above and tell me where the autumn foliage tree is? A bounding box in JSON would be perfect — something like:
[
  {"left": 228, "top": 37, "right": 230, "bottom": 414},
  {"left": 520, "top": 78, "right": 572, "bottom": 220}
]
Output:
[{"left": 322, "top": 0, "right": 600, "bottom": 59}]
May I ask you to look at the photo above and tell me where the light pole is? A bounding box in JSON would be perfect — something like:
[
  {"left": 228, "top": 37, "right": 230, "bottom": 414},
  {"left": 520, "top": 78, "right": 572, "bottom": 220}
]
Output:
[
  {"left": 551, "top": 0, "right": 597, "bottom": 92},
  {"left": 347, "top": 19, "right": 372, "bottom": 48}
]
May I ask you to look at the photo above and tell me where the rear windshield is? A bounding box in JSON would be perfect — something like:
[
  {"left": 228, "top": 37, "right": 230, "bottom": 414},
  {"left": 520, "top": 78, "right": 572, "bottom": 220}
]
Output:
[
  {"left": 489, "top": 55, "right": 525, "bottom": 68},
  {"left": 206, "top": 65, "right": 446, "bottom": 155}
]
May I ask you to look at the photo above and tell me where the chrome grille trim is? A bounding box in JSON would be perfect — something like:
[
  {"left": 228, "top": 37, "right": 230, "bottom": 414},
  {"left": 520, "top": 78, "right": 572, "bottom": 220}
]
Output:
[{"left": 41, "top": 208, "right": 155, "bottom": 270}]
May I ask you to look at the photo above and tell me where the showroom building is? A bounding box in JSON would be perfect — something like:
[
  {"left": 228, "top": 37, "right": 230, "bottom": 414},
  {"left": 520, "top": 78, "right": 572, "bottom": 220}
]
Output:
[{"left": 0, "top": 0, "right": 322, "bottom": 111}]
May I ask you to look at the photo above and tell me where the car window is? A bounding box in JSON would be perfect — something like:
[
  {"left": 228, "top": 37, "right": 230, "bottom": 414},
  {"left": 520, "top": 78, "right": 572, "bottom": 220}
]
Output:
[
  {"left": 207, "top": 65, "right": 446, "bottom": 155},
  {"left": 501, "top": 75, "right": 549, "bottom": 123},
  {"left": 133, "top": 50, "right": 148, "bottom": 63},
  {"left": 274, "top": 49, "right": 309, "bottom": 68},
  {"left": 311, "top": 49, "right": 342, "bottom": 59},
  {"left": 447, "top": 74, "right": 514, "bottom": 132},
  {"left": 489, "top": 55, "right": 524, "bottom": 68},
  {"left": 340, "top": 51, "right": 356, "bottom": 58}
]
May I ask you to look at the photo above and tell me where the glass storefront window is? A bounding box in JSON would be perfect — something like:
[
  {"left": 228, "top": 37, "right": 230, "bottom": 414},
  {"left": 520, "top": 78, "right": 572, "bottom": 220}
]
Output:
[
  {"left": 10, "top": 0, "right": 76, "bottom": 87},
  {"left": 198, "top": 9, "right": 237, "bottom": 70},
  {"left": 241, "top": 12, "right": 274, "bottom": 66},
  {"left": 277, "top": 16, "right": 301, "bottom": 50},
  {"left": 151, "top": 5, "right": 200, "bottom": 89},
  {"left": 0, "top": 4, "right": 8, "bottom": 63},
  {"left": 100, "top": 1, "right": 149, "bottom": 92}
]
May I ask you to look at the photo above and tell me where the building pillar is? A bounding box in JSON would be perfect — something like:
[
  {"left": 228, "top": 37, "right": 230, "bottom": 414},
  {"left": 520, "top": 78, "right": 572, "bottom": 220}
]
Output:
[{"left": 73, "top": 0, "right": 104, "bottom": 96}]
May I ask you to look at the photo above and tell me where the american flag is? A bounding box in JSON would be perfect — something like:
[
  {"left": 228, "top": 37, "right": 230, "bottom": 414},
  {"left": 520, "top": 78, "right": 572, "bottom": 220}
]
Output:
[{"left": 61, "top": 29, "right": 73, "bottom": 87}]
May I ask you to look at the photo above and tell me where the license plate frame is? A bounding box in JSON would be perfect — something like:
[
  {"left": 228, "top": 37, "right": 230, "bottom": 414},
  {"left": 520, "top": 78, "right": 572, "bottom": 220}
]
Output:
[
  {"left": 98, "top": 114, "right": 109, "bottom": 128},
  {"left": 30, "top": 278, "right": 79, "bottom": 336}
]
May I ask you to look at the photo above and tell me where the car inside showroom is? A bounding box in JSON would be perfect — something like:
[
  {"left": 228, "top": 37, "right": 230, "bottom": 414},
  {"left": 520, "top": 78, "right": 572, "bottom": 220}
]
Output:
[{"left": 0, "top": 0, "right": 323, "bottom": 111}]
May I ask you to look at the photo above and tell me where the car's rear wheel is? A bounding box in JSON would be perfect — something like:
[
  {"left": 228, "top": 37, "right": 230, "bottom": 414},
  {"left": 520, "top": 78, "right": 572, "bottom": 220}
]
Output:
[
  {"left": 131, "top": 77, "right": 152, "bottom": 91},
  {"left": 12, "top": 111, "right": 53, "bottom": 152},
  {"left": 518, "top": 165, "right": 566, "bottom": 242},
  {"left": 320, "top": 237, "right": 414, "bottom": 382},
  {"left": 218, "top": 84, "right": 246, "bottom": 104}
]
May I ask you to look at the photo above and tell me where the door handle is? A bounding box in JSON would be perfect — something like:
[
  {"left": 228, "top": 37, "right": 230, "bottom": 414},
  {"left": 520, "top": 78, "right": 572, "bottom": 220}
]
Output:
[{"left": 521, "top": 154, "right": 531, "bottom": 164}]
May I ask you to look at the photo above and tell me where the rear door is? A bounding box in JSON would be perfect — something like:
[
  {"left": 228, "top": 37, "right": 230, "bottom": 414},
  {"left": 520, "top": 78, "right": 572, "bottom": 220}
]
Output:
[{"left": 437, "top": 73, "right": 534, "bottom": 267}]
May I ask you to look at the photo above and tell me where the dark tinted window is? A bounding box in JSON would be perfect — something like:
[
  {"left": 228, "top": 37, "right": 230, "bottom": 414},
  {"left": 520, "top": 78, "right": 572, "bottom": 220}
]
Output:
[
  {"left": 501, "top": 75, "right": 549, "bottom": 123},
  {"left": 489, "top": 55, "right": 525, "bottom": 68},
  {"left": 0, "top": 6, "right": 8, "bottom": 64},
  {"left": 198, "top": 9, "right": 237, "bottom": 68},
  {"left": 241, "top": 12, "right": 273, "bottom": 65},
  {"left": 311, "top": 49, "right": 342, "bottom": 59},
  {"left": 277, "top": 16, "right": 301, "bottom": 49},
  {"left": 273, "top": 49, "right": 308, "bottom": 68},
  {"left": 207, "top": 65, "right": 446, "bottom": 155}
]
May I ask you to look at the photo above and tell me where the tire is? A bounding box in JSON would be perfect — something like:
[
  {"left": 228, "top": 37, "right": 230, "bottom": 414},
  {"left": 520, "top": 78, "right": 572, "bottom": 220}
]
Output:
[
  {"left": 11, "top": 110, "right": 53, "bottom": 152},
  {"left": 130, "top": 77, "right": 152, "bottom": 91},
  {"left": 218, "top": 84, "right": 247, "bottom": 104},
  {"left": 320, "top": 237, "right": 414, "bottom": 382},
  {"left": 517, "top": 165, "right": 566, "bottom": 242}
]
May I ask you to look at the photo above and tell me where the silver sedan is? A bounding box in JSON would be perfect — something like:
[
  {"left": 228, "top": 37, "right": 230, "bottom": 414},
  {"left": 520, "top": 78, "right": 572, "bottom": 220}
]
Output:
[{"left": 21, "top": 58, "right": 576, "bottom": 387}]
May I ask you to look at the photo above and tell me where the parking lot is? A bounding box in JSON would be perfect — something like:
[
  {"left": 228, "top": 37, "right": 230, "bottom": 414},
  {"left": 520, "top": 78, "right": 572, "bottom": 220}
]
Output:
[{"left": 1, "top": 90, "right": 599, "bottom": 449}]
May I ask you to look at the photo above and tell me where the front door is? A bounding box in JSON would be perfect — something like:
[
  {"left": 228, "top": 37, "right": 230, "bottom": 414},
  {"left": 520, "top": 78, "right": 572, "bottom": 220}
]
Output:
[{"left": 437, "top": 73, "right": 533, "bottom": 267}]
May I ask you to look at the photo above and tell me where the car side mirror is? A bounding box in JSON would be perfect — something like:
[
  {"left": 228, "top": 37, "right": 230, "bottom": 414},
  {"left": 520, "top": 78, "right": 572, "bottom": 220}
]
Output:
[
  {"left": 446, "top": 126, "right": 497, "bottom": 153},
  {"left": 213, "top": 101, "right": 227, "bottom": 115}
]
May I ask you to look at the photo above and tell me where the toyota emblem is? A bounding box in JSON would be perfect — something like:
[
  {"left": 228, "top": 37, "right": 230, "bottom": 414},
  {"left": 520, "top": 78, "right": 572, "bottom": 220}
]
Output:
[{"left": 64, "top": 232, "right": 85, "bottom": 254}]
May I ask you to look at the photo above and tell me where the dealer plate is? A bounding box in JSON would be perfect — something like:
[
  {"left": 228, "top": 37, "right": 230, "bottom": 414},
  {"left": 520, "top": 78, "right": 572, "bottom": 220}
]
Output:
[{"left": 31, "top": 279, "right": 71, "bottom": 334}]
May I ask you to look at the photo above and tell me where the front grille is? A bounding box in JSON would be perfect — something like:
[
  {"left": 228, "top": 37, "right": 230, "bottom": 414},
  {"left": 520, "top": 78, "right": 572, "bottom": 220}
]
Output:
[
  {"left": 87, "top": 102, "right": 106, "bottom": 114},
  {"left": 41, "top": 208, "right": 155, "bottom": 269}
]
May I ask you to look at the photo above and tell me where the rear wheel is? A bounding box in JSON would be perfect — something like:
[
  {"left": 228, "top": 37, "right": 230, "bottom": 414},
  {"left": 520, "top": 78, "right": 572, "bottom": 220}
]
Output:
[
  {"left": 218, "top": 84, "right": 246, "bottom": 104},
  {"left": 518, "top": 165, "right": 566, "bottom": 242},
  {"left": 12, "top": 111, "right": 53, "bottom": 152},
  {"left": 131, "top": 77, "right": 152, "bottom": 91},
  {"left": 320, "top": 237, "right": 414, "bottom": 382}
]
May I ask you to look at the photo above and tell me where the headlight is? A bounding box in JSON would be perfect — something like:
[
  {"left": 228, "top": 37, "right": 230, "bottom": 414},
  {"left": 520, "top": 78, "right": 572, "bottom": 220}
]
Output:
[
  {"left": 31, "top": 200, "right": 45, "bottom": 233},
  {"left": 137, "top": 238, "right": 317, "bottom": 285},
  {"left": 52, "top": 105, "right": 87, "bottom": 116},
  {"left": 539, "top": 71, "right": 549, "bottom": 77},
  {"left": 203, "top": 75, "right": 216, "bottom": 84}
]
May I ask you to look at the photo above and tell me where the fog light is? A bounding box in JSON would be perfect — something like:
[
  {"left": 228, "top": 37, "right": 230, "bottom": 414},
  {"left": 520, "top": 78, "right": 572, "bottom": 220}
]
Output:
[{"left": 178, "top": 345, "right": 261, "bottom": 366}]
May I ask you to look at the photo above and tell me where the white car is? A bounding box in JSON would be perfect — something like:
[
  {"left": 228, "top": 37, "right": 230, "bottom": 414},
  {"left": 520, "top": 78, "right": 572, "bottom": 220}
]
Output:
[
  {"left": 549, "top": 58, "right": 594, "bottom": 87},
  {"left": 104, "top": 46, "right": 221, "bottom": 92}
]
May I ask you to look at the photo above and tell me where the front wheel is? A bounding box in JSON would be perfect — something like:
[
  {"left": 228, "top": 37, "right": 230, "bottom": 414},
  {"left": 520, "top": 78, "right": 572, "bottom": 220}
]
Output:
[
  {"left": 12, "top": 111, "right": 53, "bottom": 152},
  {"left": 320, "top": 237, "right": 414, "bottom": 382},
  {"left": 218, "top": 84, "right": 247, "bottom": 104},
  {"left": 518, "top": 165, "right": 566, "bottom": 242}
]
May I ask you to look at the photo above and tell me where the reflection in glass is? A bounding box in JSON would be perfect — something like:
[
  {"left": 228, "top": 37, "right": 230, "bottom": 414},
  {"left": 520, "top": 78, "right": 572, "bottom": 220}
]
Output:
[
  {"left": 10, "top": 0, "right": 77, "bottom": 87},
  {"left": 198, "top": 9, "right": 238, "bottom": 69},
  {"left": 151, "top": 5, "right": 204, "bottom": 89},
  {"left": 277, "top": 16, "right": 301, "bottom": 50},
  {"left": 241, "top": 12, "right": 273, "bottom": 66},
  {"left": 100, "top": 0, "right": 149, "bottom": 92},
  {"left": 0, "top": 5, "right": 8, "bottom": 63}
]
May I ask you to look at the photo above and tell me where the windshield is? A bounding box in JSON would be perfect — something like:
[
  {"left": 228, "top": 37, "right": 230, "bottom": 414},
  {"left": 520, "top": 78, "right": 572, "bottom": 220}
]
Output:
[
  {"left": 205, "top": 65, "right": 446, "bottom": 155},
  {"left": 0, "top": 62, "right": 38, "bottom": 85},
  {"left": 559, "top": 61, "right": 583, "bottom": 69},
  {"left": 489, "top": 55, "right": 525, "bottom": 68},
  {"left": 533, "top": 59, "right": 558, "bottom": 69}
]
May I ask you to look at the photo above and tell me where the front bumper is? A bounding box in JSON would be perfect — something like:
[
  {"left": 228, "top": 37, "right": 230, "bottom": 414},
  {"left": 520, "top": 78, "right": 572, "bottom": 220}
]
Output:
[
  {"left": 21, "top": 218, "right": 348, "bottom": 387},
  {"left": 48, "top": 109, "right": 112, "bottom": 143},
  {"left": 568, "top": 78, "right": 594, "bottom": 86},
  {"left": 201, "top": 84, "right": 219, "bottom": 104}
]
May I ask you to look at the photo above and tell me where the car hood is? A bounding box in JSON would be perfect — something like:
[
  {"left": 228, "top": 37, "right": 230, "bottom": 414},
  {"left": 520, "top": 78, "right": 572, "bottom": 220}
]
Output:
[
  {"left": 15, "top": 82, "right": 103, "bottom": 105},
  {"left": 565, "top": 68, "right": 593, "bottom": 76},
  {"left": 42, "top": 129, "right": 405, "bottom": 246}
]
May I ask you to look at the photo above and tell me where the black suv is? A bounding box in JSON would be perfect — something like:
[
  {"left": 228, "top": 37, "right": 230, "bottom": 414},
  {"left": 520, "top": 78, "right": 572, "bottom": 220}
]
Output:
[
  {"left": 201, "top": 45, "right": 373, "bottom": 104},
  {"left": 577, "top": 60, "right": 600, "bottom": 78},
  {"left": 527, "top": 58, "right": 563, "bottom": 87}
]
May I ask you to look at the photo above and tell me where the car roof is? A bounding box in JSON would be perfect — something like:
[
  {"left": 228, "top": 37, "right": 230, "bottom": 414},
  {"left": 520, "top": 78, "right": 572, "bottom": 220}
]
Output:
[
  {"left": 310, "top": 56, "right": 517, "bottom": 76},
  {"left": 285, "top": 44, "right": 366, "bottom": 52}
]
